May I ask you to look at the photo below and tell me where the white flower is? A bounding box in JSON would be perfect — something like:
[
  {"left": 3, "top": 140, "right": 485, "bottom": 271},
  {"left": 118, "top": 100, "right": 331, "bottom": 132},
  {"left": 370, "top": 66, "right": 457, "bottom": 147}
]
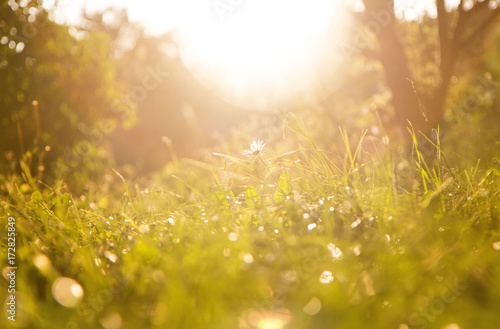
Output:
[{"left": 243, "top": 139, "right": 265, "bottom": 156}]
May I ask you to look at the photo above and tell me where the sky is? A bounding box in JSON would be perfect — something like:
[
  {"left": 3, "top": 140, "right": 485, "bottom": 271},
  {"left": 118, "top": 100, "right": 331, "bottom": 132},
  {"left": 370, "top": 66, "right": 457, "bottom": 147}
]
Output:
[
  {"left": 42, "top": 0, "right": 460, "bottom": 35},
  {"left": 42, "top": 0, "right": 184, "bottom": 34},
  {"left": 38, "top": 0, "right": 462, "bottom": 110}
]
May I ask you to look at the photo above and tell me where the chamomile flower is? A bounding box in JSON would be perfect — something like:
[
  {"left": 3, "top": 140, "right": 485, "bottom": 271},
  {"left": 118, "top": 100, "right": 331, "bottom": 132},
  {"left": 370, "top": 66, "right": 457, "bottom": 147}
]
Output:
[{"left": 243, "top": 139, "right": 265, "bottom": 156}]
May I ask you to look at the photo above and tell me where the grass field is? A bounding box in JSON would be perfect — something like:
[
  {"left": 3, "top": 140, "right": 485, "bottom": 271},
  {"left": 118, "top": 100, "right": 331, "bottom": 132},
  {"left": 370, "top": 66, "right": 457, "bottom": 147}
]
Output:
[{"left": 1, "top": 117, "right": 500, "bottom": 329}]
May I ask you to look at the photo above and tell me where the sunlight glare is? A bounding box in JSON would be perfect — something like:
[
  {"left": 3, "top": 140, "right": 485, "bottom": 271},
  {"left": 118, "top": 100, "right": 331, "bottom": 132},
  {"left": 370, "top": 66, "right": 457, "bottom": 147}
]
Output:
[{"left": 176, "top": 0, "right": 349, "bottom": 109}]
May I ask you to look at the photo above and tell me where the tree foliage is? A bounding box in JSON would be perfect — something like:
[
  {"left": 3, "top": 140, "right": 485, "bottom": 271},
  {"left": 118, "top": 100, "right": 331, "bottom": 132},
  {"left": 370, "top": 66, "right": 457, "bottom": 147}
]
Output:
[
  {"left": 357, "top": 0, "right": 500, "bottom": 135},
  {"left": 0, "top": 0, "right": 127, "bottom": 184}
]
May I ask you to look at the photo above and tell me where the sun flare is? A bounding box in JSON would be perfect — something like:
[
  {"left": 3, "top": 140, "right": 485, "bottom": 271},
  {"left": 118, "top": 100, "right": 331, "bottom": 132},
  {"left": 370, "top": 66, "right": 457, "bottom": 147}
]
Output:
[{"left": 176, "top": 0, "right": 350, "bottom": 109}]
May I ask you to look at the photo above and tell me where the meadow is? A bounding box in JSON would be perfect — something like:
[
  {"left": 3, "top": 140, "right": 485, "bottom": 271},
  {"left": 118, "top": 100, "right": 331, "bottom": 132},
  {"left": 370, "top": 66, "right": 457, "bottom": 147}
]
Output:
[
  {"left": 2, "top": 114, "right": 500, "bottom": 328},
  {"left": 2, "top": 1, "right": 500, "bottom": 328}
]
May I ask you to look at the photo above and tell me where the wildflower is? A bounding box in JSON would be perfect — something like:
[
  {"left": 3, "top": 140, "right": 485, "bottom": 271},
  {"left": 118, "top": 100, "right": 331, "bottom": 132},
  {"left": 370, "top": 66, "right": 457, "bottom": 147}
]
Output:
[
  {"left": 243, "top": 139, "right": 265, "bottom": 156},
  {"left": 243, "top": 139, "right": 280, "bottom": 187}
]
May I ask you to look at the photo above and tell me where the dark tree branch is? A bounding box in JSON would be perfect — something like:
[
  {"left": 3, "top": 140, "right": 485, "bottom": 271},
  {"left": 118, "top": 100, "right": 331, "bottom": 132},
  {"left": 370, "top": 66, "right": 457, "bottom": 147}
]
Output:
[
  {"left": 464, "top": 1, "right": 491, "bottom": 18},
  {"left": 355, "top": 0, "right": 500, "bottom": 135},
  {"left": 361, "top": 0, "right": 428, "bottom": 132},
  {"left": 458, "top": 0, "right": 465, "bottom": 12},
  {"left": 428, "top": 3, "right": 498, "bottom": 128},
  {"left": 459, "top": 8, "right": 500, "bottom": 49},
  {"left": 451, "top": 0, "right": 489, "bottom": 42},
  {"left": 451, "top": 0, "right": 467, "bottom": 47}
]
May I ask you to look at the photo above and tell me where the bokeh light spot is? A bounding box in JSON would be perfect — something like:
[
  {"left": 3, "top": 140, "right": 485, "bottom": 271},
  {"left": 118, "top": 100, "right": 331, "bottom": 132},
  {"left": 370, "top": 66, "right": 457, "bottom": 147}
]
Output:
[{"left": 52, "top": 277, "right": 84, "bottom": 308}]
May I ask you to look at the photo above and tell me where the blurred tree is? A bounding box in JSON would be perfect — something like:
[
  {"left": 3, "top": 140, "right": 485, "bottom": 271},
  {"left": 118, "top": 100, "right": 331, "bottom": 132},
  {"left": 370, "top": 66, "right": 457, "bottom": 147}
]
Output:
[
  {"left": 0, "top": 0, "right": 129, "bottom": 183},
  {"left": 357, "top": 0, "right": 499, "bottom": 134},
  {"left": 82, "top": 8, "right": 252, "bottom": 173}
]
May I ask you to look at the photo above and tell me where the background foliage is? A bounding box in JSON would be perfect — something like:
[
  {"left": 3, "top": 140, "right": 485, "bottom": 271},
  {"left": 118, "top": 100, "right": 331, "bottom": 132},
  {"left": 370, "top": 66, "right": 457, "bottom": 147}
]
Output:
[{"left": 1, "top": 1, "right": 500, "bottom": 328}]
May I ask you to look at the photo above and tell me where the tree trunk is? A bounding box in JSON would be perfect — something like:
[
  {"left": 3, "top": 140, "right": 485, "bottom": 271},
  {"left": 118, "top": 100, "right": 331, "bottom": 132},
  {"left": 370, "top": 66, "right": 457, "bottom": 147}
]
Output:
[
  {"left": 360, "top": 0, "right": 499, "bottom": 137},
  {"left": 361, "top": 0, "right": 429, "bottom": 135}
]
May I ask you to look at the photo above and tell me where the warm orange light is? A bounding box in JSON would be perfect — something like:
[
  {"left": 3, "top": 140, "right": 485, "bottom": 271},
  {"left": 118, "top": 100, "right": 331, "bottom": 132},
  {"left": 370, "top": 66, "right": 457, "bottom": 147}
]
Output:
[{"left": 176, "top": 0, "right": 349, "bottom": 109}]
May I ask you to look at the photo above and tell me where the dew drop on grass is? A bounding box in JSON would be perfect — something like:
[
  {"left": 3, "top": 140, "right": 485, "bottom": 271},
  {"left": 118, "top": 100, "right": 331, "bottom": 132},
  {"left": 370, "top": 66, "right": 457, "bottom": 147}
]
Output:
[
  {"left": 258, "top": 226, "right": 264, "bottom": 232},
  {"left": 243, "top": 253, "right": 254, "bottom": 264},
  {"left": 319, "top": 271, "right": 334, "bottom": 284},
  {"left": 442, "top": 324, "right": 460, "bottom": 329},
  {"left": 328, "top": 243, "right": 343, "bottom": 259},
  {"left": 303, "top": 213, "right": 310, "bottom": 219},
  {"left": 105, "top": 251, "right": 118, "bottom": 263},
  {"left": 258, "top": 318, "right": 284, "bottom": 329},
  {"left": 99, "top": 312, "right": 123, "bottom": 329},
  {"left": 329, "top": 207, "right": 334, "bottom": 212},
  {"left": 303, "top": 297, "right": 322, "bottom": 315},
  {"left": 307, "top": 223, "right": 317, "bottom": 230},
  {"left": 274, "top": 229, "right": 279, "bottom": 234},
  {"left": 282, "top": 270, "right": 298, "bottom": 283},
  {"left": 139, "top": 224, "right": 150, "bottom": 233},
  {"left": 228, "top": 232, "right": 238, "bottom": 241},
  {"left": 52, "top": 277, "right": 84, "bottom": 308},
  {"left": 351, "top": 218, "right": 361, "bottom": 228},
  {"left": 33, "top": 253, "right": 52, "bottom": 273},
  {"left": 493, "top": 241, "right": 500, "bottom": 251},
  {"left": 265, "top": 253, "right": 275, "bottom": 262}
]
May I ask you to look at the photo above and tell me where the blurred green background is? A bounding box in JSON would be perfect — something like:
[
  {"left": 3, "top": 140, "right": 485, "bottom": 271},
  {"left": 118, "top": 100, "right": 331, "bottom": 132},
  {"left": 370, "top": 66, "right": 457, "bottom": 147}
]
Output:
[{"left": 1, "top": 1, "right": 500, "bottom": 329}]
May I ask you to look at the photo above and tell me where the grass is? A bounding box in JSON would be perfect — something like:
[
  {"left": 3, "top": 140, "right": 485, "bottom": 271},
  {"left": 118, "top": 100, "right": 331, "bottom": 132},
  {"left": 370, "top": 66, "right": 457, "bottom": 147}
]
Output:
[{"left": 1, "top": 116, "right": 500, "bottom": 329}]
